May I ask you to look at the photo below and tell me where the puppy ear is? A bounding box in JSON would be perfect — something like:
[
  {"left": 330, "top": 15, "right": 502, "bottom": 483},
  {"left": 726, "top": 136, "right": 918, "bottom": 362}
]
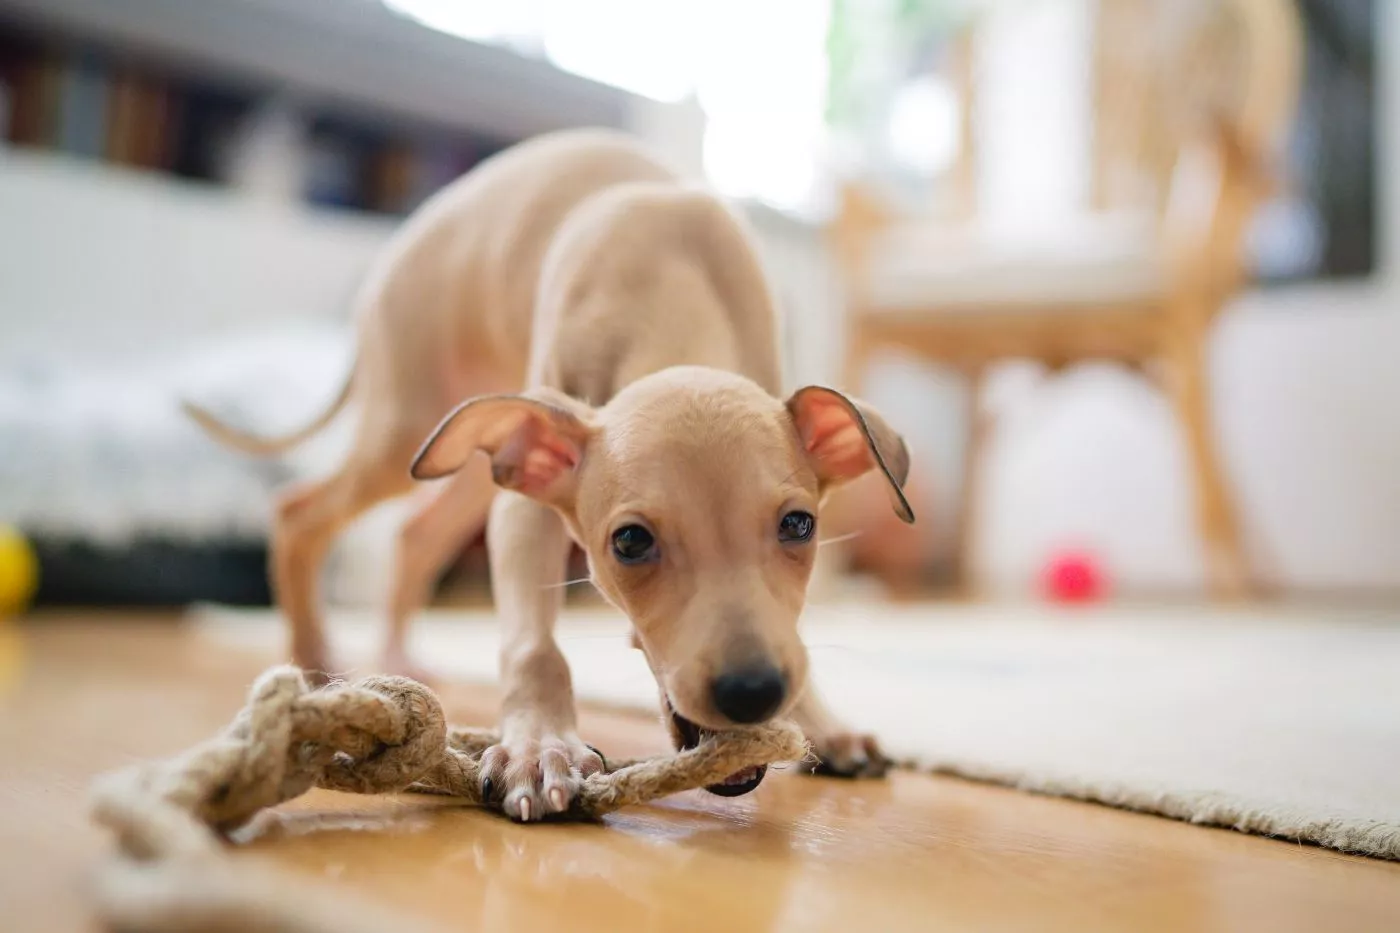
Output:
[
  {"left": 411, "top": 391, "right": 595, "bottom": 505},
  {"left": 786, "top": 385, "right": 915, "bottom": 524}
]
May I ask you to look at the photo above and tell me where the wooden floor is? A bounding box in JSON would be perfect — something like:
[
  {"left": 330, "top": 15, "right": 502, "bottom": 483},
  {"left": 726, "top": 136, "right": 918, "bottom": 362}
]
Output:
[{"left": 3, "top": 613, "right": 1399, "bottom": 933}]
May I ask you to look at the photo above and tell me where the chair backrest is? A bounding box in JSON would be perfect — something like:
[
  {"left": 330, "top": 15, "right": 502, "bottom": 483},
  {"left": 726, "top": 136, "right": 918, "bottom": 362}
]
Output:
[
  {"left": 1155, "top": 0, "right": 1304, "bottom": 310},
  {"left": 829, "top": 0, "right": 1304, "bottom": 314},
  {"left": 1093, "top": 0, "right": 1302, "bottom": 211}
]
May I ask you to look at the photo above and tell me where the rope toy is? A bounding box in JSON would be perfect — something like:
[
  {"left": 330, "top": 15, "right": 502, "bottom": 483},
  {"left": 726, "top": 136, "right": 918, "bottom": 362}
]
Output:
[{"left": 89, "top": 665, "right": 808, "bottom": 933}]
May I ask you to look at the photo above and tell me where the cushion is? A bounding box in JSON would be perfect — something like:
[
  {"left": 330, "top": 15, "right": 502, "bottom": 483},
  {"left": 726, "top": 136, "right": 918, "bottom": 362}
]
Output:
[{"left": 862, "top": 211, "right": 1165, "bottom": 313}]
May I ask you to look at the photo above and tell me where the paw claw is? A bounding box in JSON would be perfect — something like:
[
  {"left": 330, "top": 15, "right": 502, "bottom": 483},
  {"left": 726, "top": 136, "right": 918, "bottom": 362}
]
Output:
[
  {"left": 806, "top": 731, "right": 891, "bottom": 780},
  {"left": 483, "top": 732, "right": 598, "bottom": 822}
]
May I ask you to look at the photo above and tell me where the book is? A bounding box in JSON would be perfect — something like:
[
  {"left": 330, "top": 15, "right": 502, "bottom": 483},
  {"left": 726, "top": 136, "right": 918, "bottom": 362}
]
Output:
[
  {"left": 105, "top": 68, "right": 141, "bottom": 164},
  {"left": 0, "top": 78, "right": 12, "bottom": 141},
  {"left": 134, "top": 78, "right": 179, "bottom": 170},
  {"left": 303, "top": 130, "right": 361, "bottom": 208},
  {"left": 56, "top": 53, "right": 108, "bottom": 158},
  {"left": 9, "top": 49, "right": 62, "bottom": 146},
  {"left": 370, "top": 139, "right": 417, "bottom": 213}
]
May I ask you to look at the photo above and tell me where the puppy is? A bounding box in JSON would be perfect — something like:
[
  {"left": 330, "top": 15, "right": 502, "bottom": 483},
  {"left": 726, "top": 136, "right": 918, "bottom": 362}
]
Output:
[{"left": 186, "top": 129, "right": 914, "bottom": 819}]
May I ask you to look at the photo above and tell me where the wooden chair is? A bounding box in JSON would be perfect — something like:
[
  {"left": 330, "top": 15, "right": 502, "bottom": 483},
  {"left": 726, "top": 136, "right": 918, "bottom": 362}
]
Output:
[{"left": 831, "top": 0, "right": 1303, "bottom": 598}]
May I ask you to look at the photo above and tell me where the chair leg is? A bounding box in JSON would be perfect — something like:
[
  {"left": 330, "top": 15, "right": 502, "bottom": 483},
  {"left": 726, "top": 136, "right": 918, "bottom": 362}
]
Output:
[
  {"left": 953, "top": 368, "right": 989, "bottom": 599},
  {"left": 1163, "top": 333, "right": 1252, "bottom": 600}
]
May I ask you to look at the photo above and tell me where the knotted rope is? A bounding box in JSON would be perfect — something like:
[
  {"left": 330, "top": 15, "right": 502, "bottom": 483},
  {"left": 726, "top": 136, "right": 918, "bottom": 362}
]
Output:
[{"left": 89, "top": 666, "right": 807, "bottom": 933}]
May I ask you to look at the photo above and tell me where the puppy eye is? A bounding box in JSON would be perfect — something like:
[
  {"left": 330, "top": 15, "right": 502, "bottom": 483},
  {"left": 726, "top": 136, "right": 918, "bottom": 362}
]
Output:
[
  {"left": 611, "top": 524, "right": 658, "bottom": 564},
  {"left": 778, "top": 510, "right": 816, "bottom": 544}
]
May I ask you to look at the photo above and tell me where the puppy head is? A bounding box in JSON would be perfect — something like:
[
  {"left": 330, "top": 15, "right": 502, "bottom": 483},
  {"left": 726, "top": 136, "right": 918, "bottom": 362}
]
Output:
[{"left": 412, "top": 367, "right": 912, "bottom": 739}]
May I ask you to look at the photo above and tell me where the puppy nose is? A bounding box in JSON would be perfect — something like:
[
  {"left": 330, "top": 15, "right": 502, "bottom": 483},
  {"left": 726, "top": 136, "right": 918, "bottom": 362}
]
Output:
[{"left": 711, "top": 665, "right": 787, "bottom": 724}]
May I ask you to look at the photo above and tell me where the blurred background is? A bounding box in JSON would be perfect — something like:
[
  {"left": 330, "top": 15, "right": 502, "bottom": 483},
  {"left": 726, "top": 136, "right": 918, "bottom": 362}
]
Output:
[{"left": 0, "top": 0, "right": 1390, "bottom": 614}]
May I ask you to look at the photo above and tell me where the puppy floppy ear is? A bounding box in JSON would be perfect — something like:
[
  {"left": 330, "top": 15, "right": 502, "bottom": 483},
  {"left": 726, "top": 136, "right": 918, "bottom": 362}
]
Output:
[
  {"left": 411, "top": 390, "right": 595, "bottom": 506},
  {"left": 786, "top": 385, "right": 915, "bottom": 524}
]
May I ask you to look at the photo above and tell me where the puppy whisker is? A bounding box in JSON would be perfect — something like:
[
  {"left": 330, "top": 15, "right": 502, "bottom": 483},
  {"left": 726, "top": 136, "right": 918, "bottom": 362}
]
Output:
[
  {"left": 540, "top": 577, "right": 596, "bottom": 591},
  {"left": 818, "top": 531, "right": 864, "bottom": 547},
  {"left": 803, "top": 643, "right": 868, "bottom": 654}
]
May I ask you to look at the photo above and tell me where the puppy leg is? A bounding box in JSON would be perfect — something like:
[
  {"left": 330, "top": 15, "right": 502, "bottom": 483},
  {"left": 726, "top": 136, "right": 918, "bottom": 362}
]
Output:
[
  {"left": 792, "top": 682, "right": 890, "bottom": 779},
  {"left": 271, "top": 460, "right": 412, "bottom": 680},
  {"left": 381, "top": 455, "right": 496, "bottom": 679},
  {"left": 479, "top": 491, "right": 602, "bottom": 821}
]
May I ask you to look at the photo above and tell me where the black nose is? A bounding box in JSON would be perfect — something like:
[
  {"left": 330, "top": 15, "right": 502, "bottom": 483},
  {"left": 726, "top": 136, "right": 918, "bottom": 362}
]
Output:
[{"left": 711, "top": 665, "right": 787, "bottom": 724}]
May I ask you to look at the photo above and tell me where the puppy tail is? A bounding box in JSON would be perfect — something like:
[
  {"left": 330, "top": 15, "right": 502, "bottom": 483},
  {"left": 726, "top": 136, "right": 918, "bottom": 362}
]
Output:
[{"left": 181, "top": 364, "right": 356, "bottom": 457}]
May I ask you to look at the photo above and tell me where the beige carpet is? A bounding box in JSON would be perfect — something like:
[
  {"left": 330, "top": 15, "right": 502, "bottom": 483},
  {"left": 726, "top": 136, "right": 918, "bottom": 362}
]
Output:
[{"left": 197, "top": 602, "right": 1400, "bottom": 860}]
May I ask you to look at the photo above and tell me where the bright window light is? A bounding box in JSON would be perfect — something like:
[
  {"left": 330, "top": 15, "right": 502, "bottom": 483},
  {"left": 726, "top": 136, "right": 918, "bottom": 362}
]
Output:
[
  {"left": 888, "top": 76, "right": 960, "bottom": 176},
  {"left": 381, "top": 0, "right": 831, "bottom": 213},
  {"left": 539, "top": 1, "right": 703, "bottom": 103}
]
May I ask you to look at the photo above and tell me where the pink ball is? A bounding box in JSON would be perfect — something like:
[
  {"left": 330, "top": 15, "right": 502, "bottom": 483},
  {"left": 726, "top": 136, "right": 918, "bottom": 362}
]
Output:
[{"left": 1043, "top": 551, "right": 1105, "bottom": 603}]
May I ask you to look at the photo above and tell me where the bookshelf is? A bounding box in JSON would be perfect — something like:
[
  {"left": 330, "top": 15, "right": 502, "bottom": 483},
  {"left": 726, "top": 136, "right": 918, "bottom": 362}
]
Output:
[{"left": 0, "top": 0, "right": 635, "bottom": 217}]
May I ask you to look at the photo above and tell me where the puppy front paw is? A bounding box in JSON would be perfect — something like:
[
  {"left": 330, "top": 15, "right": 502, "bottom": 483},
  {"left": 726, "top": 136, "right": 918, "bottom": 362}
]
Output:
[
  {"left": 478, "top": 732, "right": 605, "bottom": 821},
  {"left": 803, "top": 731, "right": 890, "bottom": 779}
]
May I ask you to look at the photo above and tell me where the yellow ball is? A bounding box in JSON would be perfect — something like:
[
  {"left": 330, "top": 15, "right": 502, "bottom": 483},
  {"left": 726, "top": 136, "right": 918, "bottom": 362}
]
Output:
[{"left": 0, "top": 525, "right": 39, "bottom": 616}]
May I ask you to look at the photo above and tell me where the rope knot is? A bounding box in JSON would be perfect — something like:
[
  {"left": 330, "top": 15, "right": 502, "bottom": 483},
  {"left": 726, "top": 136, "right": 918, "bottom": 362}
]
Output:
[
  {"left": 179, "top": 669, "right": 448, "bottom": 830},
  {"left": 312, "top": 675, "right": 448, "bottom": 794}
]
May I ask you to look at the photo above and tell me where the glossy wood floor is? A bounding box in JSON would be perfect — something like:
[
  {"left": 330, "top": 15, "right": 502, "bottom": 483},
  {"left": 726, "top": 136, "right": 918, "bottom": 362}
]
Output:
[{"left": 3, "top": 613, "right": 1399, "bottom": 933}]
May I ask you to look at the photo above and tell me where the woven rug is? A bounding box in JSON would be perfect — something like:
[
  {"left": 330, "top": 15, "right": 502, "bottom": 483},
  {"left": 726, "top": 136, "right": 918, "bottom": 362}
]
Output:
[{"left": 197, "top": 602, "right": 1400, "bottom": 860}]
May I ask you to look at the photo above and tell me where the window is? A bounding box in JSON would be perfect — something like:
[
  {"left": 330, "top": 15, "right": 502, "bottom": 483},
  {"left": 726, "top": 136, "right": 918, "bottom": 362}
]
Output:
[{"left": 383, "top": 0, "right": 832, "bottom": 214}]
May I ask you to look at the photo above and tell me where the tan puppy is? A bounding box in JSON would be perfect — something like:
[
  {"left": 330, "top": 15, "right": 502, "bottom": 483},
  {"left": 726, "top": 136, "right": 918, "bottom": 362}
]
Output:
[{"left": 187, "top": 129, "right": 914, "bottom": 820}]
